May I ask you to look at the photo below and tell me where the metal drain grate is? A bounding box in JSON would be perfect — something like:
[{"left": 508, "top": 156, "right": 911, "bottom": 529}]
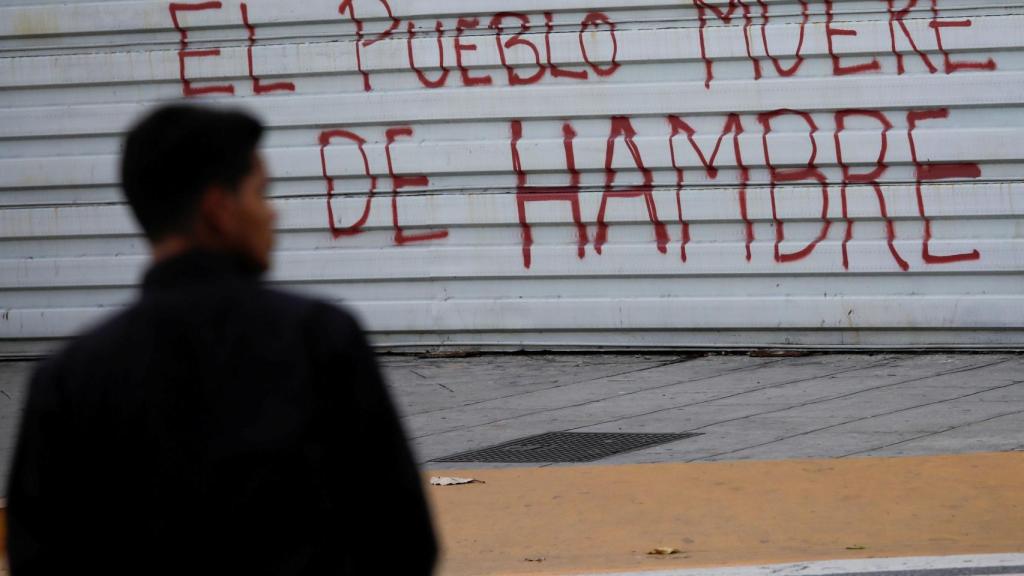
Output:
[{"left": 432, "top": 431, "right": 701, "bottom": 463}]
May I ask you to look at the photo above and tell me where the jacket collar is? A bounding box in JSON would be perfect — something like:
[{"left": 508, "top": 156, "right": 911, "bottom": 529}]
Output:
[{"left": 142, "top": 249, "right": 263, "bottom": 293}]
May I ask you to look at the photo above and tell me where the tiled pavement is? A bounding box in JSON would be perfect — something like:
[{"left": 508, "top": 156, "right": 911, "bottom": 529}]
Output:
[{"left": 375, "top": 353, "right": 1023, "bottom": 468}]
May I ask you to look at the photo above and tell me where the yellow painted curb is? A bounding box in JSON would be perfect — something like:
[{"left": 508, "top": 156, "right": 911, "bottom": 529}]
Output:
[{"left": 426, "top": 452, "right": 1024, "bottom": 576}]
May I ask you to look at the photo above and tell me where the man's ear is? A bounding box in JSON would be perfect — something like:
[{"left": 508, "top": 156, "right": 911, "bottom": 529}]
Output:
[{"left": 196, "top": 186, "right": 237, "bottom": 238}]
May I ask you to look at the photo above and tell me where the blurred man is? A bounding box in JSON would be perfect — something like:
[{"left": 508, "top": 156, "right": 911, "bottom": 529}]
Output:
[{"left": 6, "top": 104, "right": 436, "bottom": 575}]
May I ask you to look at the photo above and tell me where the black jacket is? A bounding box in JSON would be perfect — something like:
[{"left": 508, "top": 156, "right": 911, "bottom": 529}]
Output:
[{"left": 6, "top": 250, "right": 436, "bottom": 575}]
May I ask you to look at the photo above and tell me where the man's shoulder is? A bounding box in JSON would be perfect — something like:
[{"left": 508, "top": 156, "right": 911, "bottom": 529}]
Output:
[
  {"left": 52, "top": 306, "right": 136, "bottom": 363},
  {"left": 253, "top": 287, "right": 360, "bottom": 327},
  {"left": 56, "top": 288, "right": 362, "bottom": 360},
  {"left": 240, "top": 287, "right": 369, "bottom": 350},
  {"left": 40, "top": 289, "right": 367, "bottom": 392},
  {"left": 250, "top": 288, "right": 371, "bottom": 363},
  {"left": 30, "top": 306, "right": 135, "bottom": 392}
]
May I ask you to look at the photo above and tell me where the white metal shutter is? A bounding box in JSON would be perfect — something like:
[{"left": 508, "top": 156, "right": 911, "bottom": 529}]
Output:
[{"left": 1, "top": 0, "right": 1023, "bottom": 354}]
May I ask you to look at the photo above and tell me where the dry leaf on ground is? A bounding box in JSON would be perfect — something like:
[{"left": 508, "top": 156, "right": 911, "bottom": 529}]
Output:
[{"left": 430, "top": 476, "right": 484, "bottom": 486}]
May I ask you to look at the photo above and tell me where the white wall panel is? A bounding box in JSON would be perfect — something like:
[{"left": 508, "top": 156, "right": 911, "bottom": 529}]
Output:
[{"left": 1, "top": 0, "right": 1023, "bottom": 353}]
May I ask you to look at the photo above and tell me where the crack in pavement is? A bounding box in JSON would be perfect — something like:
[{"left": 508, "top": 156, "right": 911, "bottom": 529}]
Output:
[
  {"left": 404, "top": 355, "right": 698, "bottom": 418},
  {"left": 677, "top": 358, "right": 1012, "bottom": 437},
  {"left": 560, "top": 355, "right": 901, "bottom": 434},
  {"left": 689, "top": 362, "right": 1017, "bottom": 461},
  {"left": 842, "top": 401, "right": 1024, "bottom": 458},
  {"left": 412, "top": 356, "right": 781, "bottom": 440}
]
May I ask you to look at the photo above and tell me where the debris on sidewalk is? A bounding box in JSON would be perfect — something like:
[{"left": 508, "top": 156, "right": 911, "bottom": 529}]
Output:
[
  {"left": 417, "top": 349, "right": 479, "bottom": 359},
  {"left": 846, "top": 545, "right": 867, "bottom": 550},
  {"left": 524, "top": 557, "right": 545, "bottom": 562},
  {"left": 647, "top": 547, "right": 681, "bottom": 555},
  {"left": 430, "top": 476, "right": 484, "bottom": 486},
  {"left": 748, "top": 349, "right": 810, "bottom": 358}
]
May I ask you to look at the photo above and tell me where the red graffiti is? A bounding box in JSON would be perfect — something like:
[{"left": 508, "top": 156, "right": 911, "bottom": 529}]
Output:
[
  {"left": 319, "top": 129, "right": 377, "bottom": 238},
  {"left": 385, "top": 127, "right": 449, "bottom": 245},
  {"left": 666, "top": 114, "right": 753, "bottom": 261},
  {"left": 510, "top": 121, "right": 589, "bottom": 269},
  {"left": 673, "top": 163, "right": 691, "bottom": 263},
  {"left": 168, "top": 2, "right": 235, "bottom": 97},
  {"left": 337, "top": 1, "right": 369, "bottom": 91},
  {"left": 907, "top": 109, "right": 982, "bottom": 263},
  {"left": 834, "top": 110, "right": 908, "bottom": 271},
  {"left": 826, "top": 0, "right": 882, "bottom": 76},
  {"left": 693, "top": 0, "right": 760, "bottom": 89},
  {"left": 240, "top": 3, "right": 295, "bottom": 94},
  {"left": 338, "top": 0, "right": 399, "bottom": 92},
  {"left": 887, "top": 0, "right": 939, "bottom": 75},
  {"left": 313, "top": 109, "right": 987, "bottom": 270},
  {"left": 167, "top": 0, "right": 998, "bottom": 96},
  {"left": 578, "top": 13, "right": 621, "bottom": 77},
  {"left": 594, "top": 117, "right": 670, "bottom": 256},
  {"left": 545, "top": 12, "right": 588, "bottom": 79},
  {"left": 359, "top": 0, "right": 399, "bottom": 46},
  {"left": 407, "top": 21, "right": 450, "bottom": 88},
  {"left": 758, "top": 0, "right": 808, "bottom": 77},
  {"left": 666, "top": 119, "right": 692, "bottom": 262},
  {"left": 758, "top": 110, "right": 831, "bottom": 263},
  {"left": 490, "top": 13, "right": 545, "bottom": 85},
  {"left": 929, "top": 0, "right": 997, "bottom": 73},
  {"left": 455, "top": 18, "right": 494, "bottom": 87}
]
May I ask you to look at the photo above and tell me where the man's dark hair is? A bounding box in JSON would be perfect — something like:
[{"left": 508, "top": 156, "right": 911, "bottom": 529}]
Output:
[{"left": 121, "top": 104, "right": 264, "bottom": 241}]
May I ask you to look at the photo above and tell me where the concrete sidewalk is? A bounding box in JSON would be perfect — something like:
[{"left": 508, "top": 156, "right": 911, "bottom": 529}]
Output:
[{"left": 376, "top": 352, "right": 1023, "bottom": 467}]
